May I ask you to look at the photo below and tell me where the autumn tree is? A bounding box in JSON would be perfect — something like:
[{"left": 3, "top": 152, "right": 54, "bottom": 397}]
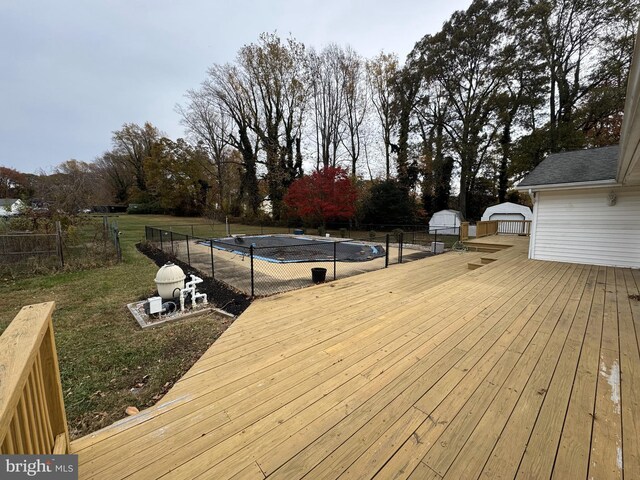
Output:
[
  {"left": 145, "top": 138, "right": 211, "bottom": 216},
  {"left": 284, "top": 166, "right": 357, "bottom": 227},
  {"left": 94, "top": 151, "right": 133, "bottom": 204},
  {"left": 111, "top": 122, "right": 161, "bottom": 198},
  {"left": 0, "top": 167, "right": 29, "bottom": 199},
  {"left": 35, "top": 160, "right": 98, "bottom": 213}
]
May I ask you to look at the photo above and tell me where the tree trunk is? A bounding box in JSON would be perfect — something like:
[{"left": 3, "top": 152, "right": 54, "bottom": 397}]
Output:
[{"left": 498, "top": 121, "right": 511, "bottom": 203}]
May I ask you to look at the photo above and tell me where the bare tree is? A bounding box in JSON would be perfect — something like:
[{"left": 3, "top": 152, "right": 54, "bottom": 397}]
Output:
[
  {"left": 340, "top": 47, "right": 368, "bottom": 177},
  {"left": 366, "top": 52, "right": 399, "bottom": 179},
  {"left": 207, "top": 63, "right": 262, "bottom": 214},
  {"left": 309, "top": 44, "right": 348, "bottom": 169},
  {"left": 236, "top": 33, "right": 309, "bottom": 219},
  {"left": 177, "top": 85, "right": 234, "bottom": 211}
]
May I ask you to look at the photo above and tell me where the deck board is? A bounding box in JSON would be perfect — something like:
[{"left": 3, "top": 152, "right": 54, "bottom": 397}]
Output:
[{"left": 69, "top": 236, "right": 640, "bottom": 480}]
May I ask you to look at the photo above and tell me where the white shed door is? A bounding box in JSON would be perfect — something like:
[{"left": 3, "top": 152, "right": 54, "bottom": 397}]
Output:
[{"left": 531, "top": 187, "right": 640, "bottom": 268}]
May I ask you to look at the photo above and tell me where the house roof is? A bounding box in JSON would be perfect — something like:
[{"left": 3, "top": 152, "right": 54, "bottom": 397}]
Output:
[{"left": 517, "top": 145, "right": 619, "bottom": 189}]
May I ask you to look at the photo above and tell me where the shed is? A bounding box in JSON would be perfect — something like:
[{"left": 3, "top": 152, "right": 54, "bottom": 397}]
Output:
[
  {"left": 429, "top": 209, "right": 463, "bottom": 234},
  {"left": 481, "top": 202, "right": 532, "bottom": 234}
]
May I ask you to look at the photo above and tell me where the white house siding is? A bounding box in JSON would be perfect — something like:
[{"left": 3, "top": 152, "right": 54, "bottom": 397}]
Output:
[{"left": 530, "top": 186, "right": 640, "bottom": 268}]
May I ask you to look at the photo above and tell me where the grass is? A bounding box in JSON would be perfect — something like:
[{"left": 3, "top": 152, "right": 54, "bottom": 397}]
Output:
[{"left": 0, "top": 214, "right": 234, "bottom": 439}]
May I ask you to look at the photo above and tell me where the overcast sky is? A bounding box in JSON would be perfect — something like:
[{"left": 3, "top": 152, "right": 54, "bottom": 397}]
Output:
[{"left": 1, "top": 0, "right": 471, "bottom": 174}]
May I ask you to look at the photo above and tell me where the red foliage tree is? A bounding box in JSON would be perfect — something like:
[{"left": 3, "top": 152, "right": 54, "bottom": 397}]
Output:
[{"left": 284, "top": 166, "right": 357, "bottom": 226}]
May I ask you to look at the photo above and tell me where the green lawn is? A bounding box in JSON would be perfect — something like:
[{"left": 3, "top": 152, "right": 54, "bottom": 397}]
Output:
[{"left": 0, "top": 214, "right": 235, "bottom": 439}]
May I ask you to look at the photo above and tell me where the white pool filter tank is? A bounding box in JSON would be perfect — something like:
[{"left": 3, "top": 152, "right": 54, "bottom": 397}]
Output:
[{"left": 154, "top": 262, "right": 186, "bottom": 299}]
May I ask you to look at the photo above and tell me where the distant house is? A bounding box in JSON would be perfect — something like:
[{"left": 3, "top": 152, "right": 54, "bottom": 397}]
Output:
[
  {"left": 0, "top": 198, "right": 24, "bottom": 217},
  {"left": 517, "top": 144, "right": 640, "bottom": 268},
  {"left": 429, "top": 209, "right": 463, "bottom": 234}
]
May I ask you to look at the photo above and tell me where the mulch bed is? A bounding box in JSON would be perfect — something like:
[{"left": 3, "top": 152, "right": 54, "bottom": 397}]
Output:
[{"left": 137, "top": 242, "right": 252, "bottom": 316}]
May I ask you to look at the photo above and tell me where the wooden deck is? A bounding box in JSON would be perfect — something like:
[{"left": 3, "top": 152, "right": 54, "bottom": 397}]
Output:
[{"left": 70, "top": 236, "right": 640, "bottom": 479}]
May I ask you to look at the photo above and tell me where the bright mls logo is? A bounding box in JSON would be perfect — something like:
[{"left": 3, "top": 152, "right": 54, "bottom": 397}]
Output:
[{"left": 1, "top": 455, "right": 77, "bottom": 479}]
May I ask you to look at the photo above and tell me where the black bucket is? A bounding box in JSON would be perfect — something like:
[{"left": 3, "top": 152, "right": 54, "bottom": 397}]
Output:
[{"left": 311, "top": 267, "right": 327, "bottom": 283}]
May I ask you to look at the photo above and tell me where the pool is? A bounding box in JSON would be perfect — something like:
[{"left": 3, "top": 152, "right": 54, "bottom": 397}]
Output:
[{"left": 199, "top": 235, "right": 385, "bottom": 263}]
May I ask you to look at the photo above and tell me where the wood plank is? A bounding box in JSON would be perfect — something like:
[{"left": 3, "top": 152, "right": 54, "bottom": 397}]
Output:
[
  {"left": 587, "top": 267, "right": 623, "bottom": 480},
  {"left": 551, "top": 266, "right": 603, "bottom": 479},
  {"left": 616, "top": 268, "right": 640, "bottom": 479},
  {"left": 373, "top": 263, "right": 578, "bottom": 479},
  {"left": 480, "top": 266, "right": 600, "bottom": 479},
  {"left": 441, "top": 266, "right": 593, "bottom": 480},
  {"left": 422, "top": 265, "right": 586, "bottom": 477},
  {"left": 302, "top": 262, "right": 566, "bottom": 480}
]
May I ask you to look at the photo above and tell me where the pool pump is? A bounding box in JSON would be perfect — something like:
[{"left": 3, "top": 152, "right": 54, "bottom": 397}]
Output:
[{"left": 151, "top": 262, "right": 208, "bottom": 314}]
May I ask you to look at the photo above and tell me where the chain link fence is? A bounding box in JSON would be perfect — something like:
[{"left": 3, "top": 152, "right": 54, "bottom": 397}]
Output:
[
  {"left": 144, "top": 226, "right": 446, "bottom": 297},
  {"left": 0, "top": 217, "right": 121, "bottom": 277}
]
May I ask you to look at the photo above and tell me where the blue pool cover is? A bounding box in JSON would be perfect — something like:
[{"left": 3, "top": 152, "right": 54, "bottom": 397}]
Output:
[{"left": 198, "top": 235, "right": 385, "bottom": 263}]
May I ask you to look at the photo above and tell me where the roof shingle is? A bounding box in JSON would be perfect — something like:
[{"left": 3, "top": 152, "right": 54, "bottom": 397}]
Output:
[{"left": 517, "top": 145, "right": 619, "bottom": 188}]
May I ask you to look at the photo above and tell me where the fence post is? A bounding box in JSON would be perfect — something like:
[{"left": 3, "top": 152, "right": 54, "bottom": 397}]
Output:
[
  {"left": 191, "top": 225, "right": 194, "bottom": 237},
  {"left": 210, "top": 242, "right": 215, "bottom": 278},
  {"left": 399, "top": 232, "right": 403, "bottom": 264},
  {"left": 385, "top": 234, "right": 390, "bottom": 268},
  {"left": 250, "top": 245, "right": 255, "bottom": 297},
  {"left": 186, "top": 234, "right": 191, "bottom": 265},
  {"left": 115, "top": 227, "right": 122, "bottom": 262},
  {"left": 160, "top": 230, "right": 163, "bottom": 251},
  {"left": 55, "top": 221, "right": 64, "bottom": 268},
  {"left": 103, "top": 216, "right": 108, "bottom": 242},
  {"left": 170, "top": 231, "right": 174, "bottom": 254},
  {"left": 434, "top": 230, "right": 438, "bottom": 254},
  {"left": 333, "top": 241, "right": 337, "bottom": 280}
]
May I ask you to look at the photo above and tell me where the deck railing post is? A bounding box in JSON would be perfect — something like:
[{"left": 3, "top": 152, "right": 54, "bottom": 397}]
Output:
[{"left": 250, "top": 245, "right": 255, "bottom": 297}]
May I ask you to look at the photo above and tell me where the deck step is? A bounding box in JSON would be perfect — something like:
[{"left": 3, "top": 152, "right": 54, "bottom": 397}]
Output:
[
  {"left": 465, "top": 245, "right": 502, "bottom": 253},
  {"left": 464, "top": 242, "right": 512, "bottom": 250},
  {"left": 468, "top": 262, "right": 484, "bottom": 270},
  {"left": 481, "top": 257, "right": 497, "bottom": 264}
]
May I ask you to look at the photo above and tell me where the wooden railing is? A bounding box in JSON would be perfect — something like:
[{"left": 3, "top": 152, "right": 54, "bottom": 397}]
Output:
[
  {"left": 496, "top": 219, "right": 531, "bottom": 235},
  {"left": 0, "top": 302, "right": 69, "bottom": 454},
  {"left": 460, "top": 222, "right": 469, "bottom": 241},
  {"left": 475, "top": 220, "right": 499, "bottom": 238}
]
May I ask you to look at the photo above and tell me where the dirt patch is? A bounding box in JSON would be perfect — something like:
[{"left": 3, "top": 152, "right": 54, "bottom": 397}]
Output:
[{"left": 137, "top": 242, "right": 252, "bottom": 316}]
